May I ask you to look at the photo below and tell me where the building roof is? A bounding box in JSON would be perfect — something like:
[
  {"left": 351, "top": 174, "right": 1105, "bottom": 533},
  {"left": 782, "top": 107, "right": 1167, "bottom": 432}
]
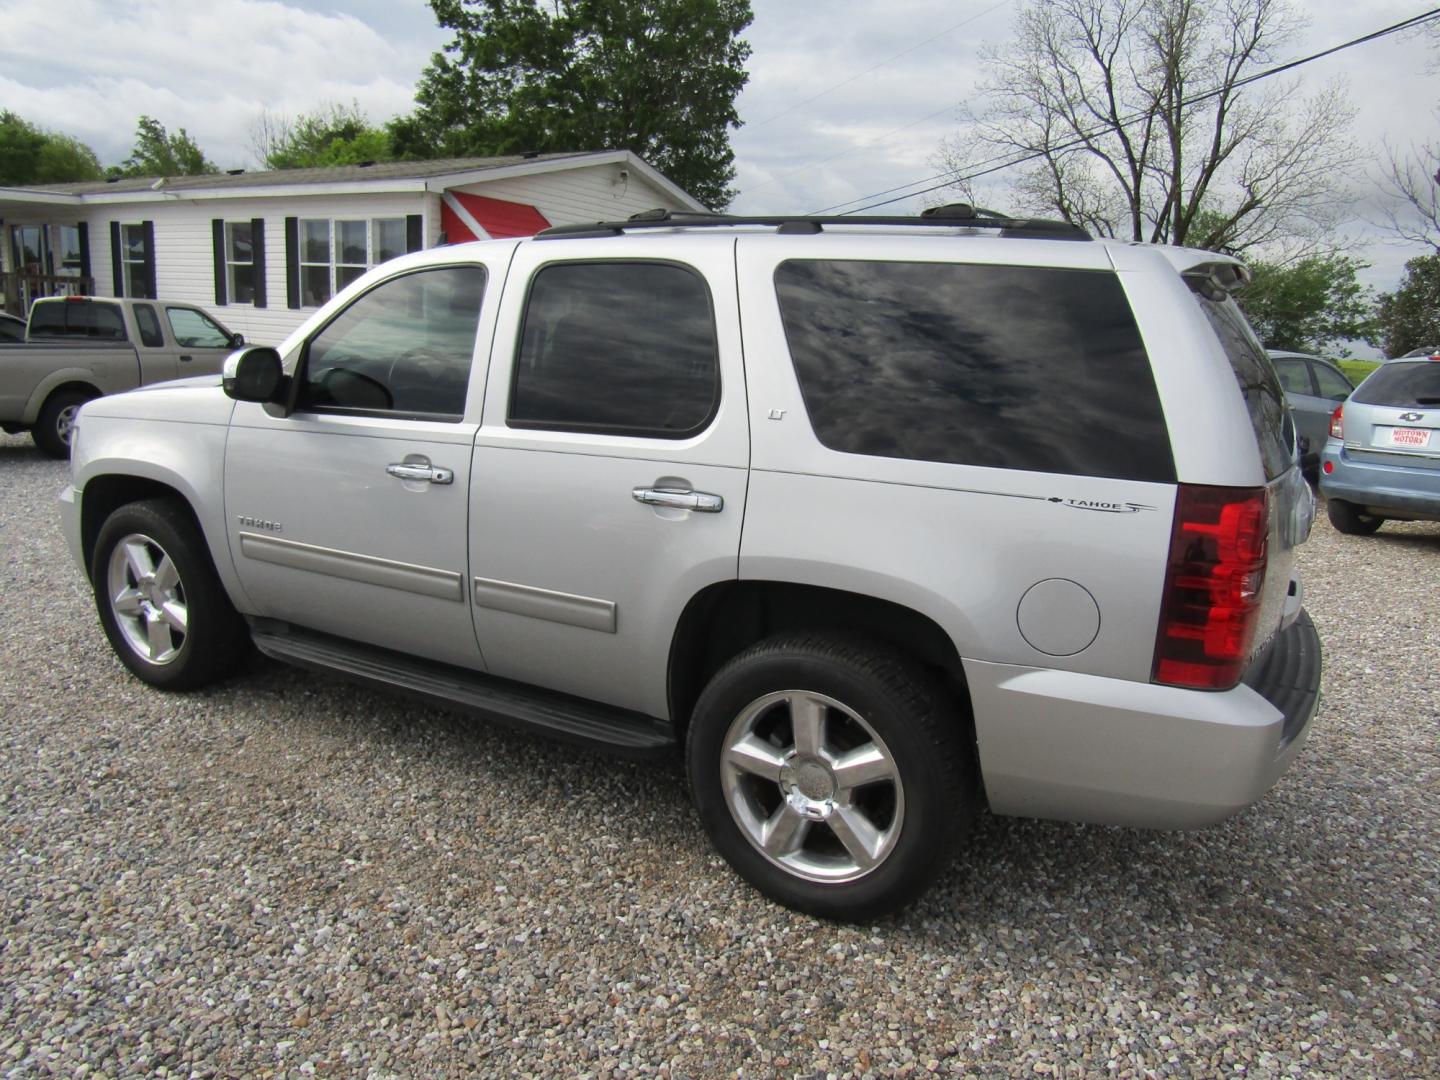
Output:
[
  {"left": 0, "top": 150, "right": 705, "bottom": 211},
  {"left": 13, "top": 152, "right": 610, "bottom": 196}
]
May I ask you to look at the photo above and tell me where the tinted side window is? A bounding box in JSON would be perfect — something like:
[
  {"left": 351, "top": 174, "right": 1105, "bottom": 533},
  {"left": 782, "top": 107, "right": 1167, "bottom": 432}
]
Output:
[
  {"left": 1191, "top": 293, "right": 1292, "bottom": 480},
  {"left": 1273, "top": 358, "right": 1314, "bottom": 395},
  {"left": 774, "top": 260, "right": 1174, "bottom": 482},
  {"left": 133, "top": 304, "right": 165, "bottom": 348},
  {"left": 299, "top": 266, "right": 486, "bottom": 420},
  {"left": 0, "top": 318, "right": 23, "bottom": 343},
  {"left": 1312, "top": 362, "right": 1353, "bottom": 400},
  {"left": 509, "top": 262, "right": 719, "bottom": 438},
  {"left": 1353, "top": 361, "right": 1440, "bottom": 406}
]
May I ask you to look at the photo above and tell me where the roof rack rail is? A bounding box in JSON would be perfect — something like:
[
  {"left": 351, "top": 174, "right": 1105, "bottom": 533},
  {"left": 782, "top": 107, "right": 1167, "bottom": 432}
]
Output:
[{"left": 535, "top": 204, "right": 1091, "bottom": 241}]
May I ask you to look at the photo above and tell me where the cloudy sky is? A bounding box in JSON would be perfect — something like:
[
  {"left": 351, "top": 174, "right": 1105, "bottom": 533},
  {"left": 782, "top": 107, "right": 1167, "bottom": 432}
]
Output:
[{"left": 1, "top": 0, "right": 1436, "bottom": 310}]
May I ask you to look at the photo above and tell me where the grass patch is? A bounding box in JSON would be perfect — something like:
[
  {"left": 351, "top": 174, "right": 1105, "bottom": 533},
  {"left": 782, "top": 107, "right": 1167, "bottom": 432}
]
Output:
[{"left": 1337, "top": 359, "right": 1381, "bottom": 385}]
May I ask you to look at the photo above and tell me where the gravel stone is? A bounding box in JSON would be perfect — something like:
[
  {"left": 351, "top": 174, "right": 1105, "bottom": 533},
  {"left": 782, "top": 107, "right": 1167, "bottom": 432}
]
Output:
[{"left": 1, "top": 432, "right": 1436, "bottom": 1077}]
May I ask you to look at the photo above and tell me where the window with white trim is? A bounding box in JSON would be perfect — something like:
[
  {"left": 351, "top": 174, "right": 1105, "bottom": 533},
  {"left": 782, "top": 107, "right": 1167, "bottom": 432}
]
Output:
[
  {"left": 120, "top": 223, "right": 151, "bottom": 298},
  {"left": 298, "top": 217, "right": 408, "bottom": 307},
  {"left": 225, "top": 222, "right": 255, "bottom": 304}
]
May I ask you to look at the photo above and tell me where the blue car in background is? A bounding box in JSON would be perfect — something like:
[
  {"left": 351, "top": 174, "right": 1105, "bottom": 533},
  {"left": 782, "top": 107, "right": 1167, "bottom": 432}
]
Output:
[
  {"left": 1319, "top": 350, "right": 1440, "bottom": 534},
  {"left": 1270, "top": 350, "right": 1356, "bottom": 482}
]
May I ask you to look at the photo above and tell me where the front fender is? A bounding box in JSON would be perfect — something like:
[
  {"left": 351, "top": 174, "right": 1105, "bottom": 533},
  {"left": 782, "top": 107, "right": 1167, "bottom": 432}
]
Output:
[{"left": 72, "top": 411, "right": 254, "bottom": 615}]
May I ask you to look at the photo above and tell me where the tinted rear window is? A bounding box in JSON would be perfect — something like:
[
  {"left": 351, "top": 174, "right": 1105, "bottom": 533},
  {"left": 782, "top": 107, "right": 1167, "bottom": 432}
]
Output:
[
  {"left": 1191, "top": 293, "right": 1292, "bottom": 480},
  {"left": 1352, "top": 361, "right": 1440, "bottom": 406},
  {"left": 26, "top": 301, "right": 126, "bottom": 341},
  {"left": 773, "top": 260, "right": 1174, "bottom": 482}
]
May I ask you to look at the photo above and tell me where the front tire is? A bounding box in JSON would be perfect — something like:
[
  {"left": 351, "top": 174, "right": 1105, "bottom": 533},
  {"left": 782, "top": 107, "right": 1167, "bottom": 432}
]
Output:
[
  {"left": 686, "top": 635, "right": 977, "bottom": 921},
  {"left": 33, "top": 389, "right": 93, "bottom": 459},
  {"left": 1327, "top": 498, "right": 1384, "bottom": 535},
  {"left": 91, "top": 499, "right": 249, "bottom": 689}
]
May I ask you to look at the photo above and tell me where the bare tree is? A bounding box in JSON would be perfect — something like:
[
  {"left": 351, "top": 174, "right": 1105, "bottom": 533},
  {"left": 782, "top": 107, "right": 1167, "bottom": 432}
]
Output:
[
  {"left": 936, "top": 0, "right": 1357, "bottom": 254},
  {"left": 248, "top": 110, "right": 292, "bottom": 171},
  {"left": 1377, "top": 137, "right": 1440, "bottom": 252}
]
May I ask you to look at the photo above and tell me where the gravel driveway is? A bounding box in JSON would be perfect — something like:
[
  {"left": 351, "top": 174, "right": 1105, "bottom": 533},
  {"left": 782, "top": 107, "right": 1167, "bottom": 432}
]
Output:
[{"left": 1, "top": 433, "right": 1436, "bottom": 1079}]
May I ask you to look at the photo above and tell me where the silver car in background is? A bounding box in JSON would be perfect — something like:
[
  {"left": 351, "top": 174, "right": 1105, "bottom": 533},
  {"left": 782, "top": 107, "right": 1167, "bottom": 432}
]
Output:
[{"left": 1320, "top": 354, "right": 1440, "bottom": 533}]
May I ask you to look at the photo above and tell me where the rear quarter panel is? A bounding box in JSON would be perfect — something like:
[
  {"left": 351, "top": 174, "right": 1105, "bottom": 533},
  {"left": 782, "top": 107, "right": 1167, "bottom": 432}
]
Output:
[
  {"left": 0, "top": 344, "right": 141, "bottom": 424},
  {"left": 734, "top": 235, "right": 1178, "bottom": 682}
]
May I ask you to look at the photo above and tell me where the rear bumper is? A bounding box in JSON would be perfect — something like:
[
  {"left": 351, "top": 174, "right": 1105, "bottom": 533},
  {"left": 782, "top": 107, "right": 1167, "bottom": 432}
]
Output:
[
  {"left": 1320, "top": 445, "right": 1440, "bottom": 520},
  {"left": 967, "top": 610, "right": 1321, "bottom": 829}
]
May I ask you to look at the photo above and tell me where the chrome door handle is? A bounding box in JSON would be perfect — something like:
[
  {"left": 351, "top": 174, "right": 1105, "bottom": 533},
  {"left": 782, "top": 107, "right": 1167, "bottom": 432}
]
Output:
[
  {"left": 632, "top": 486, "right": 723, "bottom": 512},
  {"left": 387, "top": 462, "right": 454, "bottom": 485}
]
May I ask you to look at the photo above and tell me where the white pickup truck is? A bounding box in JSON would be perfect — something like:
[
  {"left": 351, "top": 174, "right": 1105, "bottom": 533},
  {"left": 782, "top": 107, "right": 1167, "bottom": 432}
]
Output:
[{"left": 0, "top": 296, "right": 242, "bottom": 457}]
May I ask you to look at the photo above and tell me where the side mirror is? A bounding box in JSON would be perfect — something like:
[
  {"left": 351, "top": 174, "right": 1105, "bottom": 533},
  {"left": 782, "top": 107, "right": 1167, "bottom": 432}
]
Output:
[
  {"left": 231, "top": 332, "right": 246, "bottom": 347},
  {"left": 223, "top": 346, "right": 285, "bottom": 403}
]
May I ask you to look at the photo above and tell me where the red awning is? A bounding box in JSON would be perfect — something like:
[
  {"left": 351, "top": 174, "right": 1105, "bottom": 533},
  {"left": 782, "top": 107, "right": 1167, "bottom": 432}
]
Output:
[{"left": 440, "top": 191, "right": 551, "bottom": 242}]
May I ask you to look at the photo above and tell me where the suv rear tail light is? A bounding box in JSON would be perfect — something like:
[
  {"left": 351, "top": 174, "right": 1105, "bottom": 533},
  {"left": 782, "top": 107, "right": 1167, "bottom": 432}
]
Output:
[
  {"left": 1329, "top": 405, "right": 1344, "bottom": 439},
  {"left": 1153, "top": 485, "right": 1268, "bottom": 691}
]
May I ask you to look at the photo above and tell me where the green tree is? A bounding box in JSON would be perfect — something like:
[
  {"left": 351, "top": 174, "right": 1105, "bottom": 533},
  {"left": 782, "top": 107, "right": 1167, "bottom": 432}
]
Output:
[
  {"left": 392, "top": 0, "right": 752, "bottom": 208},
  {"left": 1236, "top": 255, "right": 1378, "bottom": 355},
  {"left": 252, "top": 102, "right": 394, "bottom": 170},
  {"left": 1372, "top": 254, "right": 1440, "bottom": 358},
  {"left": 0, "top": 112, "right": 103, "bottom": 185},
  {"left": 114, "top": 116, "right": 217, "bottom": 178}
]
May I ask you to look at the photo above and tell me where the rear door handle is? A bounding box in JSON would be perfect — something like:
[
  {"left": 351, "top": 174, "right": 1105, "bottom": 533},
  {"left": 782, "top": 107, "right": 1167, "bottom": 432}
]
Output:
[
  {"left": 179, "top": 355, "right": 193, "bottom": 363},
  {"left": 387, "top": 462, "right": 454, "bottom": 485},
  {"left": 632, "top": 486, "right": 723, "bottom": 512}
]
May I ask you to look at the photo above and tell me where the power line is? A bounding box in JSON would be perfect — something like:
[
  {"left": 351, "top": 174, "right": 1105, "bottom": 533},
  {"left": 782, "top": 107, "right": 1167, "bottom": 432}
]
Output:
[
  {"left": 743, "top": 0, "right": 1013, "bottom": 131},
  {"left": 742, "top": 100, "right": 966, "bottom": 199},
  {"left": 802, "top": 6, "right": 1440, "bottom": 217}
]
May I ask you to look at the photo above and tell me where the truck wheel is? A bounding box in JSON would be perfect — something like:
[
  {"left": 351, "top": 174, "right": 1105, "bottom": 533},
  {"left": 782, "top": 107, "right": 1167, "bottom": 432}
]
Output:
[
  {"left": 91, "top": 499, "right": 249, "bottom": 690},
  {"left": 32, "top": 389, "right": 93, "bottom": 458},
  {"left": 686, "top": 634, "right": 977, "bottom": 921},
  {"left": 1326, "top": 498, "right": 1384, "bottom": 536}
]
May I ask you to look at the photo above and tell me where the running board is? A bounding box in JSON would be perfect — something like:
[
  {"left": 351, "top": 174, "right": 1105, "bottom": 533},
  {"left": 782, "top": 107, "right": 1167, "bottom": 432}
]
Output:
[{"left": 248, "top": 620, "right": 676, "bottom": 757}]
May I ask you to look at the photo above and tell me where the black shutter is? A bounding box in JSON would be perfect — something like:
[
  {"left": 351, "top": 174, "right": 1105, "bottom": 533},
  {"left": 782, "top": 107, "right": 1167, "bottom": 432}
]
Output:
[
  {"left": 77, "top": 223, "right": 90, "bottom": 286},
  {"left": 211, "top": 219, "right": 227, "bottom": 306},
  {"left": 251, "top": 218, "right": 267, "bottom": 308},
  {"left": 285, "top": 216, "right": 299, "bottom": 309},
  {"left": 141, "top": 220, "right": 157, "bottom": 300},
  {"left": 109, "top": 221, "right": 123, "bottom": 297},
  {"left": 406, "top": 214, "right": 423, "bottom": 253}
]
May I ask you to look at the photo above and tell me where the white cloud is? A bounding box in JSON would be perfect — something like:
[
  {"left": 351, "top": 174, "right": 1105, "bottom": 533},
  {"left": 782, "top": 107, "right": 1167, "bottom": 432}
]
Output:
[{"left": 0, "top": 0, "right": 443, "bottom": 167}]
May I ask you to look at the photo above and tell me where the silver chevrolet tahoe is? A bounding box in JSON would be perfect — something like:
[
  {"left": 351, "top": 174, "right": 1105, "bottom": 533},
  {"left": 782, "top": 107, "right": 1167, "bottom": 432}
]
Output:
[{"left": 60, "top": 206, "right": 1321, "bottom": 920}]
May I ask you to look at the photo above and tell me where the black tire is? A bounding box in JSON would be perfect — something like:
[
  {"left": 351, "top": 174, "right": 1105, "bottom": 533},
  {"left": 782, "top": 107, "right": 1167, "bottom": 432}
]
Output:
[
  {"left": 32, "top": 389, "right": 93, "bottom": 459},
  {"left": 91, "top": 498, "right": 249, "bottom": 690},
  {"left": 1327, "top": 498, "right": 1384, "bottom": 536},
  {"left": 686, "top": 634, "right": 977, "bottom": 921}
]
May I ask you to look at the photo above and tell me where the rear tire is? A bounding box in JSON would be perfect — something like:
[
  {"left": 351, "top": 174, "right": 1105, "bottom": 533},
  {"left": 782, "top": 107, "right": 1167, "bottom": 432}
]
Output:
[
  {"left": 686, "top": 634, "right": 977, "bottom": 921},
  {"left": 32, "top": 389, "right": 93, "bottom": 458},
  {"left": 1327, "top": 498, "right": 1383, "bottom": 536},
  {"left": 91, "top": 498, "right": 249, "bottom": 689}
]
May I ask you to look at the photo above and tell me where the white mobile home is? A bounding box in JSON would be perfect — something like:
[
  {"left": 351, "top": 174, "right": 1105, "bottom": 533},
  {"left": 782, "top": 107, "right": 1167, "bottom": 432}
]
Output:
[{"left": 0, "top": 151, "right": 702, "bottom": 343}]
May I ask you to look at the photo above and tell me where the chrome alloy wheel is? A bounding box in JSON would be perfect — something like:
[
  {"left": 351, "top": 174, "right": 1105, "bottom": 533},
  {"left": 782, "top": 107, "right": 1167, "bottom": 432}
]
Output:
[
  {"left": 54, "top": 403, "right": 80, "bottom": 446},
  {"left": 106, "top": 532, "right": 188, "bottom": 665},
  {"left": 720, "top": 690, "right": 905, "bottom": 883}
]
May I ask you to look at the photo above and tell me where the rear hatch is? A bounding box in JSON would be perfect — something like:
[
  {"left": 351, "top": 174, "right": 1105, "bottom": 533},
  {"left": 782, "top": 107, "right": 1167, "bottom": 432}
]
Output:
[
  {"left": 1187, "top": 278, "right": 1311, "bottom": 662},
  {"left": 1341, "top": 359, "right": 1440, "bottom": 470}
]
